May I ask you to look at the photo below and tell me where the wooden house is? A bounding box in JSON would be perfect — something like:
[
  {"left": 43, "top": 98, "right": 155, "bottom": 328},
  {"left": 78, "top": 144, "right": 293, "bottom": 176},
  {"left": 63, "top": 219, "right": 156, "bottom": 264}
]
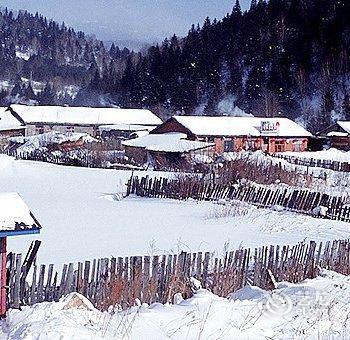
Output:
[
  {"left": 122, "top": 132, "right": 215, "bottom": 169},
  {"left": 0, "top": 107, "right": 26, "bottom": 150},
  {"left": 99, "top": 124, "right": 157, "bottom": 149},
  {"left": 0, "top": 192, "right": 42, "bottom": 317},
  {"left": 151, "top": 116, "right": 312, "bottom": 154},
  {"left": 7, "top": 104, "right": 162, "bottom": 139},
  {"left": 317, "top": 121, "right": 350, "bottom": 151}
]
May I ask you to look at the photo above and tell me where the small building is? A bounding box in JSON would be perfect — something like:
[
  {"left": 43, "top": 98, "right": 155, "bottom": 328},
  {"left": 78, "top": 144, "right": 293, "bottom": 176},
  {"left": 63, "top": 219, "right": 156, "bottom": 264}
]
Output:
[
  {"left": 0, "top": 192, "right": 42, "bottom": 317},
  {"left": 7, "top": 104, "right": 162, "bottom": 139},
  {"left": 151, "top": 116, "right": 312, "bottom": 154},
  {"left": 122, "top": 132, "right": 215, "bottom": 169},
  {"left": 0, "top": 107, "right": 26, "bottom": 150},
  {"left": 99, "top": 124, "right": 158, "bottom": 149},
  {"left": 8, "top": 131, "right": 97, "bottom": 155},
  {"left": 317, "top": 121, "right": 350, "bottom": 151}
]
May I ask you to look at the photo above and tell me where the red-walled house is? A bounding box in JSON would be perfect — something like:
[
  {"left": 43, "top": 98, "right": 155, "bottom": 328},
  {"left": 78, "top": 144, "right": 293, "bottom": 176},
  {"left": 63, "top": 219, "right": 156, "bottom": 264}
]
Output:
[{"left": 150, "top": 116, "right": 312, "bottom": 154}]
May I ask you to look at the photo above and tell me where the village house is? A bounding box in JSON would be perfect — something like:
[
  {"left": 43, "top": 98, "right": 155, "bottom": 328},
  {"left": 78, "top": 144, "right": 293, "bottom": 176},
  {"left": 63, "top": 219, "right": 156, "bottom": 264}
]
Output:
[
  {"left": 7, "top": 104, "right": 162, "bottom": 141},
  {"left": 122, "top": 132, "right": 215, "bottom": 169},
  {"left": 0, "top": 107, "right": 26, "bottom": 150},
  {"left": 98, "top": 124, "right": 158, "bottom": 149},
  {"left": 317, "top": 121, "right": 350, "bottom": 151},
  {"left": 150, "top": 116, "right": 312, "bottom": 154}
]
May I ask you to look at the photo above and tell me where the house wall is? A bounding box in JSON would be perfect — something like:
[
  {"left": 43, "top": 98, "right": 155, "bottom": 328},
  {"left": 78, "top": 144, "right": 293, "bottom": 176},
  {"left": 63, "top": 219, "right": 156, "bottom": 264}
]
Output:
[
  {"left": 196, "top": 136, "right": 308, "bottom": 154},
  {"left": 267, "top": 138, "right": 308, "bottom": 153},
  {"left": 330, "top": 137, "right": 350, "bottom": 151},
  {"left": 124, "top": 146, "right": 148, "bottom": 164},
  {"left": 26, "top": 124, "right": 96, "bottom": 137}
]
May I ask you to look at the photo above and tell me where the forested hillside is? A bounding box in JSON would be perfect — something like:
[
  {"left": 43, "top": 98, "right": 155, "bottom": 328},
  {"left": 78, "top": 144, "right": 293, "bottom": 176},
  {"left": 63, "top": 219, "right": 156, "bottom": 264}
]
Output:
[
  {"left": 0, "top": 1, "right": 349, "bottom": 131},
  {"left": 0, "top": 7, "right": 132, "bottom": 106}
]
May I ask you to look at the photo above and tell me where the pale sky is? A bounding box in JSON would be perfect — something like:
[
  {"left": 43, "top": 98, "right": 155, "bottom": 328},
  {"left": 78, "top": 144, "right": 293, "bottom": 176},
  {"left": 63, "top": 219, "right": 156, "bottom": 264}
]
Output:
[{"left": 1, "top": 0, "right": 251, "bottom": 45}]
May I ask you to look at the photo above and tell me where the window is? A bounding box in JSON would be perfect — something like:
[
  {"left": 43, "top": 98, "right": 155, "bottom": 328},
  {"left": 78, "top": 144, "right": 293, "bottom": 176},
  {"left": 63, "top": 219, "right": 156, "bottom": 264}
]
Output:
[
  {"left": 224, "top": 139, "right": 234, "bottom": 152},
  {"left": 35, "top": 125, "right": 44, "bottom": 135},
  {"left": 293, "top": 141, "right": 303, "bottom": 152},
  {"left": 66, "top": 126, "right": 75, "bottom": 134},
  {"left": 275, "top": 140, "right": 285, "bottom": 152}
]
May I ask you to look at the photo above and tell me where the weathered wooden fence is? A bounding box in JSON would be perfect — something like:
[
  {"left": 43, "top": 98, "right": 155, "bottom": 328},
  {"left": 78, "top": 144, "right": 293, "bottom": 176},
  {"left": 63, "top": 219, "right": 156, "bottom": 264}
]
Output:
[
  {"left": 273, "top": 153, "right": 350, "bottom": 172},
  {"left": 4, "top": 149, "right": 132, "bottom": 169},
  {"left": 7, "top": 239, "right": 350, "bottom": 311},
  {"left": 127, "top": 176, "right": 350, "bottom": 222}
]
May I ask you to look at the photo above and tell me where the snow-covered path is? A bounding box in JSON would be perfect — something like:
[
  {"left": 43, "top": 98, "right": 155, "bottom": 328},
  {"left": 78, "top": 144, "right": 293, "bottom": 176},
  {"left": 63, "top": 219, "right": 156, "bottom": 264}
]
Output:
[{"left": 0, "top": 155, "right": 349, "bottom": 267}]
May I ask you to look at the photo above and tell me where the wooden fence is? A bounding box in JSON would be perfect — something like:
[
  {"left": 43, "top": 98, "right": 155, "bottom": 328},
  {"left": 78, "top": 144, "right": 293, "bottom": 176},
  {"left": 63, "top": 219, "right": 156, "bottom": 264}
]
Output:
[
  {"left": 4, "top": 149, "right": 132, "bottom": 169},
  {"left": 273, "top": 153, "right": 350, "bottom": 172},
  {"left": 127, "top": 176, "right": 350, "bottom": 222},
  {"left": 7, "top": 239, "right": 350, "bottom": 311}
]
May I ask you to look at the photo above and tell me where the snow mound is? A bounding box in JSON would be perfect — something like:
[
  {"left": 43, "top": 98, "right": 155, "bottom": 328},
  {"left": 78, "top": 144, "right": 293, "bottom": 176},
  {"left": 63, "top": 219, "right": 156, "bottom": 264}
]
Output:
[
  {"left": 60, "top": 292, "right": 95, "bottom": 311},
  {"left": 228, "top": 284, "right": 269, "bottom": 301},
  {"left": 2, "top": 270, "right": 350, "bottom": 339}
]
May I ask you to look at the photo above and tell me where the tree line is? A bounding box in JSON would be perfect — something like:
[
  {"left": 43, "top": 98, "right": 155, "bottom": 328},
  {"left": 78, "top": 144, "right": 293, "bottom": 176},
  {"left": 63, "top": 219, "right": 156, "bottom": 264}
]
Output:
[{"left": 0, "top": 1, "right": 349, "bottom": 132}]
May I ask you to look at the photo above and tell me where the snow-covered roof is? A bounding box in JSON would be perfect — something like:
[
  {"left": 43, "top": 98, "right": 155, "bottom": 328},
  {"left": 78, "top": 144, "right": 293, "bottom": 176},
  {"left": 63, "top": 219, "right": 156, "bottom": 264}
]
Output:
[
  {"left": 336, "top": 121, "right": 350, "bottom": 134},
  {"left": 0, "top": 192, "right": 41, "bottom": 236},
  {"left": 0, "top": 107, "right": 25, "bottom": 131},
  {"left": 9, "top": 131, "right": 96, "bottom": 154},
  {"left": 327, "top": 131, "right": 348, "bottom": 137},
  {"left": 122, "top": 132, "right": 214, "bottom": 153},
  {"left": 172, "top": 116, "right": 312, "bottom": 137},
  {"left": 9, "top": 104, "right": 163, "bottom": 127},
  {"left": 99, "top": 124, "right": 157, "bottom": 132}
]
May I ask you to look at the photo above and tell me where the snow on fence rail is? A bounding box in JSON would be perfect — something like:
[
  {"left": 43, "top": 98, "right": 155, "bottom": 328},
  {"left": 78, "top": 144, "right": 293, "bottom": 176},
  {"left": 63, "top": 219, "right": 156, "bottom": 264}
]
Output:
[
  {"left": 127, "top": 176, "right": 350, "bottom": 222},
  {"left": 273, "top": 153, "right": 350, "bottom": 172},
  {"left": 7, "top": 239, "right": 350, "bottom": 311}
]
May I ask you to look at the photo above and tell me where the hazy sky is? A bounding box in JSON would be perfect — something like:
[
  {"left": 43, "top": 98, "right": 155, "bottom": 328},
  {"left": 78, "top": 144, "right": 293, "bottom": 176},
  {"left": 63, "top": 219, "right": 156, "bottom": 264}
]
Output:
[{"left": 1, "top": 0, "right": 251, "bottom": 44}]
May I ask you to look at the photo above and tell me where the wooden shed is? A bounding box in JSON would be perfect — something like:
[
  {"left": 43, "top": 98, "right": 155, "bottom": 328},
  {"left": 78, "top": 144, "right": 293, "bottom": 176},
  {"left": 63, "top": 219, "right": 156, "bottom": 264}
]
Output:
[
  {"left": 317, "top": 121, "right": 350, "bottom": 151},
  {"left": 122, "top": 132, "right": 215, "bottom": 169},
  {"left": 0, "top": 193, "right": 42, "bottom": 317}
]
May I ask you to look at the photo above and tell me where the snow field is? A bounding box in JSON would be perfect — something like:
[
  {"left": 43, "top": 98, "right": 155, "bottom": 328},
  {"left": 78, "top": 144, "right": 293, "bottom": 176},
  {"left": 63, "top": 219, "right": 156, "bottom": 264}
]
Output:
[{"left": 0, "top": 155, "right": 349, "bottom": 268}]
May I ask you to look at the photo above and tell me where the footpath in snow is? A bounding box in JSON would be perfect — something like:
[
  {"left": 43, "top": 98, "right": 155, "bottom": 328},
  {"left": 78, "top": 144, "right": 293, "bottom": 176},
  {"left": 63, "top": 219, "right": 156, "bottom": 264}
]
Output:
[{"left": 1, "top": 270, "right": 349, "bottom": 339}]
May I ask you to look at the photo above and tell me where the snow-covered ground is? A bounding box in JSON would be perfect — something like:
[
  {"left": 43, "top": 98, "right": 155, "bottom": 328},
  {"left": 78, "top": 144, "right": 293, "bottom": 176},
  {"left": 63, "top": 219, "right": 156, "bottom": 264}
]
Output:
[
  {"left": 0, "top": 155, "right": 349, "bottom": 267},
  {"left": 2, "top": 270, "right": 349, "bottom": 339},
  {"left": 223, "top": 150, "right": 350, "bottom": 194}
]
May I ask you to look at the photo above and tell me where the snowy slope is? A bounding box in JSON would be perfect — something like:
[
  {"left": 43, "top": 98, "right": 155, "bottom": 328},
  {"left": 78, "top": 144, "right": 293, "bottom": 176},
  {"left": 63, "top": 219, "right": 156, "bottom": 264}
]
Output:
[{"left": 1, "top": 270, "right": 350, "bottom": 339}]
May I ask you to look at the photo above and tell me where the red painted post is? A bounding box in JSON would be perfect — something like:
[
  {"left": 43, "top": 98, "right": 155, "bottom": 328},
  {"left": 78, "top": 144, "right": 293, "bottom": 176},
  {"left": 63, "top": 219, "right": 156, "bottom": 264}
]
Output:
[{"left": 0, "top": 237, "right": 7, "bottom": 318}]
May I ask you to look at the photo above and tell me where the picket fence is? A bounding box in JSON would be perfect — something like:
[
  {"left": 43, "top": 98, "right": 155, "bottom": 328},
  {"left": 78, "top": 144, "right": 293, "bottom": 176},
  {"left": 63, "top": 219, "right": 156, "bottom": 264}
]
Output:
[
  {"left": 127, "top": 175, "right": 350, "bottom": 222},
  {"left": 7, "top": 239, "right": 350, "bottom": 311},
  {"left": 273, "top": 153, "right": 350, "bottom": 172}
]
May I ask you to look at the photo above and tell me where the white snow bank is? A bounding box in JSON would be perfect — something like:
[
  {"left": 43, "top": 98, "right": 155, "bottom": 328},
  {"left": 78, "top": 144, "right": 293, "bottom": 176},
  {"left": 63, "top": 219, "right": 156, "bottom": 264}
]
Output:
[{"left": 2, "top": 270, "right": 350, "bottom": 339}]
